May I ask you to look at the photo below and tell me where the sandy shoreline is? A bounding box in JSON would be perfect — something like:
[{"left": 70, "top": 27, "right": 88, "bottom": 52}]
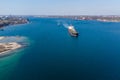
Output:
[
  {"left": 0, "top": 42, "right": 22, "bottom": 55},
  {"left": 0, "top": 36, "right": 27, "bottom": 57}
]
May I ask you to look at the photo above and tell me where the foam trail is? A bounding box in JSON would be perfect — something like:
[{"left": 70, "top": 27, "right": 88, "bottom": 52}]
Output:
[
  {"left": 56, "top": 20, "right": 72, "bottom": 28},
  {"left": 63, "top": 23, "right": 69, "bottom": 28},
  {"left": 56, "top": 20, "right": 60, "bottom": 26}
]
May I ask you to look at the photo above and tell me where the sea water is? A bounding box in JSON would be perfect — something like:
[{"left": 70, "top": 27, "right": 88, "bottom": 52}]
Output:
[{"left": 0, "top": 17, "right": 120, "bottom": 80}]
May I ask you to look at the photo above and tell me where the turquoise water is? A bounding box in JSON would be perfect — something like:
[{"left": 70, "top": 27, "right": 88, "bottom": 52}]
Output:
[{"left": 0, "top": 17, "right": 120, "bottom": 80}]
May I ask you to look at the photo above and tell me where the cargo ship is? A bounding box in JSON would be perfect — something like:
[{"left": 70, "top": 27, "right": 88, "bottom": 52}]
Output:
[{"left": 68, "top": 26, "right": 79, "bottom": 37}]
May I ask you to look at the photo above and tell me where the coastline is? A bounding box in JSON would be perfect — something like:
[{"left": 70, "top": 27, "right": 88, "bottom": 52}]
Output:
[
  {"left": 0, "top": 36, "right": 28, "bottom": 57},
  {"left": 0, "top": 21, "right": 29, "bottom": 29},
  {"left": 96, "top": 18, "right": 120, "bottom": 22},
  {"left": 0, "top": 42, "right": 22, "bottom": 55},
  {"left": 0, "top": 16, "right": 29, "bottom": 28}
]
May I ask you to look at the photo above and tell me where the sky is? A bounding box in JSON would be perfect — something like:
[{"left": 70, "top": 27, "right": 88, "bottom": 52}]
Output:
[{"left": 0, "top": 0, "right": 120, "bottom": 15}]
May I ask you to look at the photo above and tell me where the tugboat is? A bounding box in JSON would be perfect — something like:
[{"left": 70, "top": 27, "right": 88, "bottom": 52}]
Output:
[{"left": 68, "top": 26, "right": 79, "bottom": 37}]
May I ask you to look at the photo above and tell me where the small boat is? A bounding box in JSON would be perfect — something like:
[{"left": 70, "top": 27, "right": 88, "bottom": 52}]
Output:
[{"left": 68, "top": 26, "right": 79, "bottom": 37}]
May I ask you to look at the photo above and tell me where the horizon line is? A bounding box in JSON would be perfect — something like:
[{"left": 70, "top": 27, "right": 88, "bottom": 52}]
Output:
[{"left": 0, "top": 14, "right": 120, "bottom": 16}]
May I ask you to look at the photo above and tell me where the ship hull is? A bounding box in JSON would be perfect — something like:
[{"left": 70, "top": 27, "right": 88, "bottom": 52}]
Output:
[
  {"left": 68, "top": 26, "right": 79, "bottom": 37},
  {"left": 68, "top": 30, "right": 78, "bottom": 37}
]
